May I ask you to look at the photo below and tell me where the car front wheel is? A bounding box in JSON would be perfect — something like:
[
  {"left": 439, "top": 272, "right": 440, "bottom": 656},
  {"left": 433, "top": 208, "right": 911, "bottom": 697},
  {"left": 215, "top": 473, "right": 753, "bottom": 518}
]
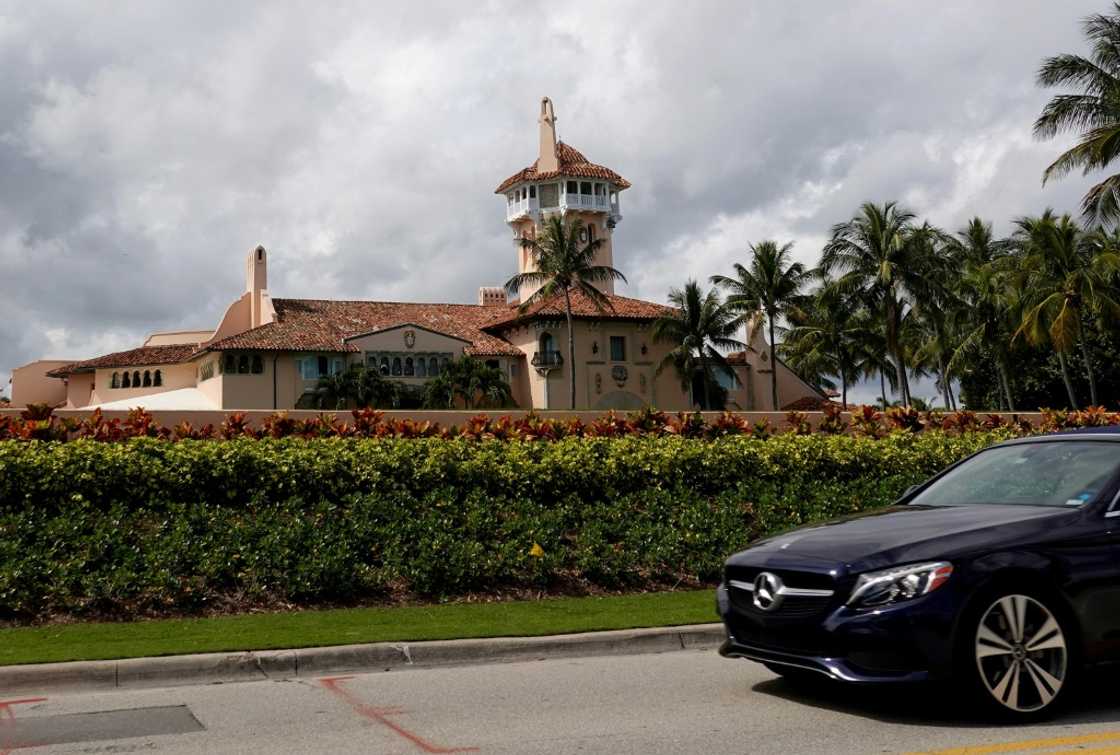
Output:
[{"left": 966, "top": 591, "right": 1073, "bottom": 720}]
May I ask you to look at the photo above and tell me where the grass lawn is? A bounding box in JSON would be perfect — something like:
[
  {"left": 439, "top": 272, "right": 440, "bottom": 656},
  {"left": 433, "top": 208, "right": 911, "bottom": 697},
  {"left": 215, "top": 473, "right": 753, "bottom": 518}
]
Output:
[{"left": 0, "top": 590, "right": 717, "bottom": 666}]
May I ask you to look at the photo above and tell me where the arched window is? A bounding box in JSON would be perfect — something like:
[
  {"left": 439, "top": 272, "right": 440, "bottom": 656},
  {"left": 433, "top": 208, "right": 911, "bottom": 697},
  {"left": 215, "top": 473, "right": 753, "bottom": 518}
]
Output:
[
  {"left": 440, "top": 357, "right": 450, "bottom": 372},
  {"left": 153, "top": 369, "right": 162, "bottom": 387},
  {"left": 143, "top": 370, "right": 152, "bottom": 387},
  {"left": 251, "top": 355, "right": 263, "bottom": 374},
  {"left": 379, "top": 356, "right": 390, "bottom": 376},
  {"left": 111, "top": 372, "right": 120, "bottom": 389},
  {"left": 416, "top": 358, "right": 427, "bottom": 378},
  {"left": 238, "top": 355, "right": 250, "bottom": 374},
  {"left": 132, "top": 371, "right": 141, "bottom": 387},
  {"left": 429, "top": 357, "right": 439, "bottom": 376},
  {"left": 539, "top": 332, "right": 556, "bottom": 357},
  {"left": 122, "top": 372, "right": 131, "bottom": 388},
  {"left": 404, "top": 357, "right": 414, "bottom": 377},
  {"left": 224, "top": 353, "right": 236, "bottom": 374},
  {"left": 392, "top": 357, "right": 402, "bottom": 376}
]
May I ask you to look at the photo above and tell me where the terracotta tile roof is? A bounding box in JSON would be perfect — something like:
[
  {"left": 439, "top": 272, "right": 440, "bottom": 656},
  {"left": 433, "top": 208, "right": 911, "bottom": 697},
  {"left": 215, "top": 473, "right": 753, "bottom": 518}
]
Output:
[
  {"left": 202, "top": 299, "right": 524, "bottom": 357},
  {"left": 495, "top": 142, "right": 631, "bottom": 194},
  {"left": 48, "top": 344, "right": 199, "bottom": 376},
  {"left": 782, "top": 396, "right": 837, "bottom": 411},
  {"left": 486, "top": 290, "right": 674, "bottom": 329}
]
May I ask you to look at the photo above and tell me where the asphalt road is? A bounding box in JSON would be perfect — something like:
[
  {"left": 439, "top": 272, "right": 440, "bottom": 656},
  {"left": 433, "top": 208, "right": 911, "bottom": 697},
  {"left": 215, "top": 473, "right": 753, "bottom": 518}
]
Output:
[{"left": 6, "top": 648, "right": 1120, "bottom": 754}]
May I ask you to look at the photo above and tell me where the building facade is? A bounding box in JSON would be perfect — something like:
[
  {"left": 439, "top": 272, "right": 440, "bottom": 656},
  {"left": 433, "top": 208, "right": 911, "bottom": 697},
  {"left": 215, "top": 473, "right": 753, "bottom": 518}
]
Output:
[{"left": 10, "top": 99, "right": 824, "bottom": 413}]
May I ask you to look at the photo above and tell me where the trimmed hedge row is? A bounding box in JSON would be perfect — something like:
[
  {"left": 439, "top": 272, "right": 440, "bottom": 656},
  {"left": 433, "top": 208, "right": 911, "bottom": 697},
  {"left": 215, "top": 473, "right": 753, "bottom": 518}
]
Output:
[{"left": 0, "top": 431, "right": 1011, "bottom": 621}]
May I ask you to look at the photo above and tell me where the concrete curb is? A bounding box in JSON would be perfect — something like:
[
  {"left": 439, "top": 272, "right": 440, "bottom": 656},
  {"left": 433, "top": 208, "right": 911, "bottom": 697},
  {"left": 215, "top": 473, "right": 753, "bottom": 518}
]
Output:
[{"left": 0, "top": 623, "right": 725, "bottom": 696}]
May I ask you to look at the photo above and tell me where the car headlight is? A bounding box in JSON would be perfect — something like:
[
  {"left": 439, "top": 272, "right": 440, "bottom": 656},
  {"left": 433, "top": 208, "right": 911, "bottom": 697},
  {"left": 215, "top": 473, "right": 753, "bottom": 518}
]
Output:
[{"left": 847, "top": 562, "right": 953, "bottom": 608}]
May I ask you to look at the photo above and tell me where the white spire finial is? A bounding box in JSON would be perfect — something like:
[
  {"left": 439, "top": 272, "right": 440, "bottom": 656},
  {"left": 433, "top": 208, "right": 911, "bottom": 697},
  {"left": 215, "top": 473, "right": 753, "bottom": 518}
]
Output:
[{"left": 538, "top": 97, "right": 559, "bottom": 172}]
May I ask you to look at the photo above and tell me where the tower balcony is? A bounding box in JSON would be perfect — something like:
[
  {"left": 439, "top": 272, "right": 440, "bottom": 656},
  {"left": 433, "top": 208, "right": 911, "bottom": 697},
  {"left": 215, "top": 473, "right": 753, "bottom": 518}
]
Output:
[
  {"left": 506, "top": 196, "right": 540, "bottom": 222},
  {"left": 505, "top": 180, "right": 622, "bottom": 224}
]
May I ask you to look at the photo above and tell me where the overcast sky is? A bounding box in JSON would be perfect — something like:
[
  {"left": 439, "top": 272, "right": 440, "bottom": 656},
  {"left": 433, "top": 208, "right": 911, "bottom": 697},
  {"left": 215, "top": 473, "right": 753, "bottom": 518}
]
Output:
[{"left": 0, "top": 1, "right": 1108, "bottom": 403}]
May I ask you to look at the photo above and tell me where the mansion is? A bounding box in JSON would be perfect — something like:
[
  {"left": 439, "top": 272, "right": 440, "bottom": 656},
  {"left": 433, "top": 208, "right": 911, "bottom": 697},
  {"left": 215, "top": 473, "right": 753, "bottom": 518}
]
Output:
[{"left": 9, "top": 99, "right": 823, "bottom": 413}]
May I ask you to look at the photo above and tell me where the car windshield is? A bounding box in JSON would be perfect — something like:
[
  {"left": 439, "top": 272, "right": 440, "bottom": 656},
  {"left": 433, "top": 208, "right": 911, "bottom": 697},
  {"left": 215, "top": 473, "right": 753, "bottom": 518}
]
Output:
[{"left": 909, "top": 440, "right": 1120, "bottom": 508}]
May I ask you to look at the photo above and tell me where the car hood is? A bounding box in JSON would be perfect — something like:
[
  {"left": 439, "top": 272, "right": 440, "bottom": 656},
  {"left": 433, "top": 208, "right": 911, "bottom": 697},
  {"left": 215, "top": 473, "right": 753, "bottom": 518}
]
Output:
[{"left": 729, "top": 504, "right": 1076, "bottom": 575}]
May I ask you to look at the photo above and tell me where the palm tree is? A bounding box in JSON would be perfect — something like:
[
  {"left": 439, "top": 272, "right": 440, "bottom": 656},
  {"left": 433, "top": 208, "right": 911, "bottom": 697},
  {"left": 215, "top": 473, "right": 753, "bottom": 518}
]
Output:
[
  {"left": 907, "top": 228, "right": 962, "bottom": 411},
  {"left": 423, "top": 357, "right": 513, "bottom": 410},
  {"left": 315, "top": 368, "right": 358, "bottom": 410},
  {"left": 1035, "top": 4, "right": 1120, "bottom": 225},
  {"left": 821, "top": 201, "right": 932, "bottom": 406},
  {"left": 711, "top": 240, "right": 811, "bottom": 410},
  {"left": 505, "top": 216, "right": 627, "bottom": 409},
  {"left": 652, "top": 281, "right": 744, "bottom": 410},
  {"left": 780, "top": 274, "right": 868, "bottom": 409},
  {"left": 1011, "top": 210, "right": 1120, "bottom": 407}
]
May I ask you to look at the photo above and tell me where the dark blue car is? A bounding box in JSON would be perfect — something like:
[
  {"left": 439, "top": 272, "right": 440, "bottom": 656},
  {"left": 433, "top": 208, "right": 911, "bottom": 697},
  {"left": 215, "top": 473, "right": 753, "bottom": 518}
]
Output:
[{"left": 718, "top": 429, "right": 1120, "bottom": 720}]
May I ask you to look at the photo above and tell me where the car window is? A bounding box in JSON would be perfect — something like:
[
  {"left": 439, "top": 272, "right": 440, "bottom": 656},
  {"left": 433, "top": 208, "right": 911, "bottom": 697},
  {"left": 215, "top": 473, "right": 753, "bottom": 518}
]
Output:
[{"left": 909, "top": 441, "right": 1120, "bottom": 508}]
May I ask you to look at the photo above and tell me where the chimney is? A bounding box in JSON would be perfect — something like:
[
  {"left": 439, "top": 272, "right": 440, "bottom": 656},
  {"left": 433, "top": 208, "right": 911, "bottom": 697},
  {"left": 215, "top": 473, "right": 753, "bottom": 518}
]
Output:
[
  {"left": 247, "top": 245, "right": 268, "bottom": 327},
  {"left": 538, "top": 97, "right": 559, "bottom": 172}
]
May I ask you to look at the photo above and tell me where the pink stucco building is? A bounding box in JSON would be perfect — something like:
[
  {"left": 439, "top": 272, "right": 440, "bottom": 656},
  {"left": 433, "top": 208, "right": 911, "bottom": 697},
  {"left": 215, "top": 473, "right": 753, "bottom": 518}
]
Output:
[{"left": 10, "top": 99, "right": 823, "bottom": 412}]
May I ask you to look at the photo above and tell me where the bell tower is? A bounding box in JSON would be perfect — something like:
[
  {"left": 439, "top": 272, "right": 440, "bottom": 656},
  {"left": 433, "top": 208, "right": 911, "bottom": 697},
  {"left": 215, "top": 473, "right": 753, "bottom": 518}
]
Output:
[{"left": 495, "top": 97, "right": 630, "bottom": 303}]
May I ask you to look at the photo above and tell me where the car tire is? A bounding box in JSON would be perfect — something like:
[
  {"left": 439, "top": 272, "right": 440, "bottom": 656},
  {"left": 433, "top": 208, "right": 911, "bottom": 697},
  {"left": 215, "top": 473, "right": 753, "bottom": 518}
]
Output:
[{"left": 957, "top": 586, "right": 1078, "bottom": 722}]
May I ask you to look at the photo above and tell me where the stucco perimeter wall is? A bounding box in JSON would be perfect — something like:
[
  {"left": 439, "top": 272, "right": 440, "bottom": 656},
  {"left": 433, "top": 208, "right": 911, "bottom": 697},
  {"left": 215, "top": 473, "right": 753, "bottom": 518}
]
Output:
[{"left": 0, "top": 409, "right": 1049, "bottom": 432}]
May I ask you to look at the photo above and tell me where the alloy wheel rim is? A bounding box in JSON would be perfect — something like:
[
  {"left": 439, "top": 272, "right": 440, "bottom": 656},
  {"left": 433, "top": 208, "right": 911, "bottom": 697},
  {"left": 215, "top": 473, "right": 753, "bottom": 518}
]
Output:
[{"left": 974, "top": 594, "right": 1067, "bottom": 713}]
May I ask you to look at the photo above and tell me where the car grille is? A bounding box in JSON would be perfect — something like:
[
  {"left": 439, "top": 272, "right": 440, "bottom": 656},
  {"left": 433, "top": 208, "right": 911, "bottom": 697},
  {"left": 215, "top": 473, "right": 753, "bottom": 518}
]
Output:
[
  {"left": 728, "top": 587, "right": 832, "bottom": 619},
  {"left": 724, "top": 565, "right": 840, "bottom": 621}
]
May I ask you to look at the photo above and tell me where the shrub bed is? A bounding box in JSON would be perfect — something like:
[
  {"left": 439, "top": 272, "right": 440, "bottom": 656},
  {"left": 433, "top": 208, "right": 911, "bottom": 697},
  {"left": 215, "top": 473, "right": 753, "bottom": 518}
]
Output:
[{"left": 0, "top": 430, "right": 1013, "bottom": 622}]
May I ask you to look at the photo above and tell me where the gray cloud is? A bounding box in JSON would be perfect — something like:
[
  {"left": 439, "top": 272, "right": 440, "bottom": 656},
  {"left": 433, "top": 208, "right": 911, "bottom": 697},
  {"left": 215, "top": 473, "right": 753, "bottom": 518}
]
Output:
[{"left": 0, "top": 0, "right": 1107, "bottom": 403}]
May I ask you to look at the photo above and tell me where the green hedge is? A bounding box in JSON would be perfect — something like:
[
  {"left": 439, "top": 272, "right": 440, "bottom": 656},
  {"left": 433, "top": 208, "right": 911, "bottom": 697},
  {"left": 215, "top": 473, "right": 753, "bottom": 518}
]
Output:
[{"left": 0, "top": 431, "right": 1010, "bottom": 620}]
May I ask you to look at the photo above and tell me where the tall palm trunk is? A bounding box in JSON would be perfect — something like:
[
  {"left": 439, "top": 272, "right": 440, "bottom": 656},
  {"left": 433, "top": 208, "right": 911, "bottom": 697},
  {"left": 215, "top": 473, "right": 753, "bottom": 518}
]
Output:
[
  {"left": 838, "top": 359, "right": 848, "bottom": 410},
  {"left": 893, "top": 350, "right": 910, "bottom": 406},
  {"left": 1079, "top": 331, "right": 1099, "bottom": 406},
  {"left": 699, "top": 356, "right": 711, "bottom": 411},
  {"left": 937, "top": 355, "right": 951, "bottom": 411},
  {"left": 564, "top": 288, "right": 577, "bottom": 410},
  {"left": 997, "top": 358, "right": 1015, "bottom": 412},
  {"left": 879, "top": 371, "right": 887, "bottom": 408},
  {"left": 885, "top": 298, "right": 910, "bottom": 405},
  {"left": 767, "top": 314, "right": 779, "bottom": 410},
  {"left": 1056, "top": 350, "right": 1079, "bottom": 409}
]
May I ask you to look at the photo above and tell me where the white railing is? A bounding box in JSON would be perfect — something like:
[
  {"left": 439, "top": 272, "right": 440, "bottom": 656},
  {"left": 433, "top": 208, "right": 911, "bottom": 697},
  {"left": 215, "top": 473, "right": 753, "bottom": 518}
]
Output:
[
  {"left": 508, "top": 188, "right": 619, "bottom": 220},
  {"left": 506, "top": 197, "right": 539, "bottom": 221}
]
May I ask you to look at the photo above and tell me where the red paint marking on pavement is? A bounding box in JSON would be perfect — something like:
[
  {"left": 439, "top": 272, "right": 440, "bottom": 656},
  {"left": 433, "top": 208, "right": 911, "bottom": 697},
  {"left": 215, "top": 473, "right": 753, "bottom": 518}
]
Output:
[
  {"left": 0, "top": 697, "right": 47, "bottom": 754},
  {"left": 318, "top": 676, "right": 477, "bottom": 753}
]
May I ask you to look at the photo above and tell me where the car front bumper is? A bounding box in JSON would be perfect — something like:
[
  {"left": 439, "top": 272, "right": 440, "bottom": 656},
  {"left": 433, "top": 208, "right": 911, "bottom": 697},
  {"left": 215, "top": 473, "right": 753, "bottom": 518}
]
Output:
[{"left": 716, "top": 581, "right": 959, "bottom": 683}]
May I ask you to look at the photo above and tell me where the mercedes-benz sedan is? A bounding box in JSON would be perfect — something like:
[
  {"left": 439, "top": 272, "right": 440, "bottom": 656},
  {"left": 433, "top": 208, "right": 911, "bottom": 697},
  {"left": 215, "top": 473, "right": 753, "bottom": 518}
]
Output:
[{"left": 717, "top": 429, "right": 1120, "bottom": 720}]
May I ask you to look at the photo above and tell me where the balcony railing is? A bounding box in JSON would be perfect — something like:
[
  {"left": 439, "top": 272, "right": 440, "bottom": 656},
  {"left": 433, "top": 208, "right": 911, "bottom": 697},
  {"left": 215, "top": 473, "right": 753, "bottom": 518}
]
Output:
[
  {"left": 531, "top": 350, "right": 564, "bottom": 369},
  {"left": 560, "top": 193, "right": 611, "bottom": 212},
  {"left": 506, "top": 197, "right": 540, "bottom": 222}
]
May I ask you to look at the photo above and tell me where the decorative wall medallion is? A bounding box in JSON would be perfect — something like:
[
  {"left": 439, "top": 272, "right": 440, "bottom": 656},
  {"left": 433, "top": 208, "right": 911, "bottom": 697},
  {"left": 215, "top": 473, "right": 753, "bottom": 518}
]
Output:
[
  {"left": 760, "top": 350, "right": 768, "bottom": 363},
  {"left": 611, "top": 365, "right": 628, "bottom": 387},
  {"left": 404, "top": 330, "right": 416, "bottom": 349},
  {"left": 640, "top": 343, "right": 648, "bottom": 356},
  {"left": 639, "top": 374, "right": 647, "bottom": 394},
  {"left": 591, "top": 341, "right": 599, "bottom": 355},
  {"left": 595, "top": 373, "right": 602, "bottom": 394}
]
